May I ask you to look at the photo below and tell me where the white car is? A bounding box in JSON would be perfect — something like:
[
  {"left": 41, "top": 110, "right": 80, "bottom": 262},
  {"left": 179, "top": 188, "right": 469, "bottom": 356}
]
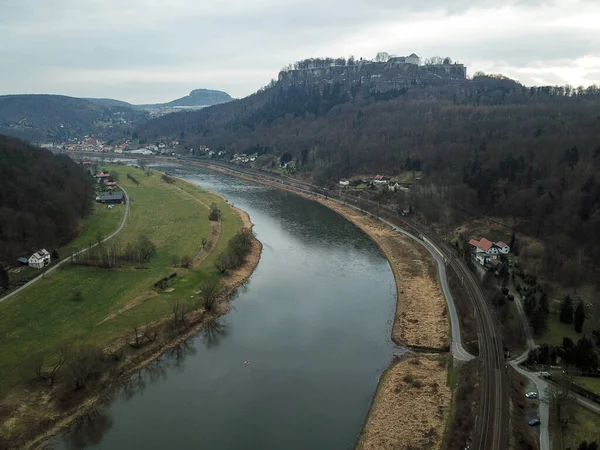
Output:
[{"left": 525, "top": 391, "right": 538, "bottom": 399}]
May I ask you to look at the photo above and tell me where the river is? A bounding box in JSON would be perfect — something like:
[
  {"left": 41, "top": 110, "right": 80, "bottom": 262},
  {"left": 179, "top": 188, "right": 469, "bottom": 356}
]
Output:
[{"left": 51, "top": 163, "right": 400, "bottom": 450}]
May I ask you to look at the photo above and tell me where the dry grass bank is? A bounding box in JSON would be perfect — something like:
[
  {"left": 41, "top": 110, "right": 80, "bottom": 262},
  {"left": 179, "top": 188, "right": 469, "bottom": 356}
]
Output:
[
  {"left": 205, "top": 164, "right": 449, "bottom": 350},
  {"left": 355, "top": 354, "right": 452, "bottom": 450}
]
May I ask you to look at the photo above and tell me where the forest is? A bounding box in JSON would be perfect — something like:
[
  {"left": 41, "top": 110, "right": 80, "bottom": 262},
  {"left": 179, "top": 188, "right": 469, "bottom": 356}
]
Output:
[
  {"left": 136, "top": 72, "right": 600, "bottom": 289},
  {"left": 0, "top": 134, "right": 94, "bottom": 263}
]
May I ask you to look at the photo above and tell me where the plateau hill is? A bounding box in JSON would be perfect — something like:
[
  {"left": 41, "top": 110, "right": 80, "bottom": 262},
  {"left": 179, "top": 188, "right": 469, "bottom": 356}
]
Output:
[
  {"left": 0, "top": 134, "right": 94, "bottom": 263},
  {"left": 136, "top": 56, "right": 600, "bottom": 284}
]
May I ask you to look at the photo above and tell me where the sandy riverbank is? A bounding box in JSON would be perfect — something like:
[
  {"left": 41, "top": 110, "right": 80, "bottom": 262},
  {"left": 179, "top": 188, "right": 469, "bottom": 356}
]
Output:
[
  {"left": 1, "top": 201, "right": 262, "bottom": 450},
  {"left": 355, "top": 354, "right": 452, "bottom": 450},
  {"left": 205, "top": 164, "right": 448, "bottom": 350}
]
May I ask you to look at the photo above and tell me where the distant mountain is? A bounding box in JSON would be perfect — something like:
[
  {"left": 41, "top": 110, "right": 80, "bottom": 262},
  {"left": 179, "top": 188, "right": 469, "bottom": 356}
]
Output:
[
  {"left": 164, "top": 89, "right": 233, "bottom": 107},
  {"left": 85, "top": 98, "right": 134, "bottom": 108},
  {"left": 0, "top": 94, "right": 148, "bottom": 142}
]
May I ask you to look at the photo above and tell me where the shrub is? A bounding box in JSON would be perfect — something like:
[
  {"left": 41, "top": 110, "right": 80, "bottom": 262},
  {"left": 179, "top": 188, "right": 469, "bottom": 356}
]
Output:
[
  {"left": 413, "top": 379, "right": 423, "bottom": 389},
  {"left": 402, "top": 374, "right": 415, "bottom": 383},
  {"left": 181, "top": 255, "right": 192, "bottom": 268},
  {"left": 501, "top": 287, "right": 509, "bottom": 295},
  {"left": 208, "top": 203, "right": 221, "bottom": 221}
]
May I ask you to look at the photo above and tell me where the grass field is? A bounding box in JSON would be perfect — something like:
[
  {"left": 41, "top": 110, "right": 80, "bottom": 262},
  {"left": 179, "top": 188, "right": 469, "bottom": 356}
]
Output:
[
  {"left": 0, "top": 165, "right": 242, "bottom": 398},
  {"left": 574, "top": 377, "right": 600, "bottom": 395},
  {"left": 540, "top": 314, "right": 585, "bottom": 346},
  {"left": 559, "top": 406, "right": 600, "bottom": 450}
]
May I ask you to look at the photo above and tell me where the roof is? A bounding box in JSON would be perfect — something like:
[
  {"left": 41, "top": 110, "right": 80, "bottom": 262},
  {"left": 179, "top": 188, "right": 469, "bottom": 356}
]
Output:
[
  {"left": 95, "top": 173, "right": 111, "bottom": 177},
  {"left": 97, "top": 191, "right": 123, "bottom": 201},
  {"left": 18, "top": 257, "right": 29, "bottom": 264},
  {"left": 375, "top": 174, "right": 384, "bottom": 180},
  {"left": 408, "top": 53, "right": 419, "bottom": 58},
  {"left": 31, "top": 249, "right": 50, "bottom": 259},
  {"left": 340, "top": 178, "right": 348, "bottom": 182},
  {"left": 496, "top": 241, "right": 509, "bottom": 248},
  {"left": 469, "top": 238, "right": 494, "bottom": 252}
]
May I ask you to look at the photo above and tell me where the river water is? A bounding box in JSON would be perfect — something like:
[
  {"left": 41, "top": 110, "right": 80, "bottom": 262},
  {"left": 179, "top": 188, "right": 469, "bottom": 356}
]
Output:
[{"left": 51, "top": 164, "right": 400, "bottom": 450}]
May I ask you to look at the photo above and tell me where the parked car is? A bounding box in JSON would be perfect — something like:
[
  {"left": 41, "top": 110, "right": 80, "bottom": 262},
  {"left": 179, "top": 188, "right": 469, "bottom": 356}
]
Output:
[
  {"left": 525, "top": 392, "right": 538, "bottom": 399},
  {"left": 528, "top": 418, "right": 541, "bottom": 426}
]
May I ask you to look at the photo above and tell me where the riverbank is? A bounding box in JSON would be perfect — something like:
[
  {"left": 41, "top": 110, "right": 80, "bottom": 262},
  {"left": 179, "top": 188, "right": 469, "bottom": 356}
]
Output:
[
  {"left": 355, "top": 354, "right": 452, "bottom": 450},
  {"left": 0, "top": 169, "right": 262, "bottom": 449},
  {"left": 200, "top": 164, "right": 452, "bottom": 449},
  {"left": 204, "top": 164, "right": 449, "bottom": 350}
]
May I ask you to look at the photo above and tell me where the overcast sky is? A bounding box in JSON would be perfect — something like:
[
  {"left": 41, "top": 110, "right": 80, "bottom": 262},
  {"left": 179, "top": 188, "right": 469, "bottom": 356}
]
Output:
[{"left": 1, "top": 0, "right": 599, "bottom": 103}]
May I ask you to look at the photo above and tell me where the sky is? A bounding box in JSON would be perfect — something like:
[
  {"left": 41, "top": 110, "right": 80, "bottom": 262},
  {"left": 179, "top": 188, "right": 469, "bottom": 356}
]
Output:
[{"left": 1, "top": 0, "right": 599, "bottom": 104}]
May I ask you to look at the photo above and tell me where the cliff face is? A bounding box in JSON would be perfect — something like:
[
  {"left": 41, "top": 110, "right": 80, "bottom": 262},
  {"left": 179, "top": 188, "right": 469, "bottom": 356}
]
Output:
[{"left": 278, "top": 61, "right": 467, "bottom": 92}]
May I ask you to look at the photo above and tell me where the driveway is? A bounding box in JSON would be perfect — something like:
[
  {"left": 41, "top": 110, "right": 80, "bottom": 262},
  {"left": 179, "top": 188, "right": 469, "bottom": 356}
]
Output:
[{"left": 0, "top": 186, "right": 130, "bottom": 304}]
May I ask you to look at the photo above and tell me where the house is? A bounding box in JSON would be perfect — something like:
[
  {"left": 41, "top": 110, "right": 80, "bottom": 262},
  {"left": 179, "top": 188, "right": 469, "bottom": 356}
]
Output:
[
  {"left": 406, "top": 53, "right": 420, "bottom": 65},
  {"left": 339, "top": 178, "right": 350, "bottom": 186},
  {"left": 29, "top": 249, "right": 51, "bottom": 269},
  {"left": 95, "top": 172, "right": 111, "bottom": 179},
  {"left": 95, "top": 191, "right": 124, "bottom": 204},
  {"left": 373, "top": 174, "right": 388, "bottom": 184},
  {"left": 495, "top": 241, "right": 510, "bottom": 254},
  {"left": 469, "top": 237, "right": 510, "bottom": 265},
  {"left": 103, "top": 180, "right": 117, "bottom": 187}
]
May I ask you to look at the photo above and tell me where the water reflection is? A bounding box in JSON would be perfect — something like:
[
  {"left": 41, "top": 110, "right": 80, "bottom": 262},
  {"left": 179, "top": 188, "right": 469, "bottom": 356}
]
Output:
[
  {"left": 61, "top": 410, "right": 113, "bottom": 450},
  {"left": 201, "top": 318, "right": 229, "bottom": 350}
]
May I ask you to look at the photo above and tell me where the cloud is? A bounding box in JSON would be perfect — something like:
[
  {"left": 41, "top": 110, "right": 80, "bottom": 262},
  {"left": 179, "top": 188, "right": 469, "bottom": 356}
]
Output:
[{"left": 1, "top": 0, "right": 599, "bottom": 103}]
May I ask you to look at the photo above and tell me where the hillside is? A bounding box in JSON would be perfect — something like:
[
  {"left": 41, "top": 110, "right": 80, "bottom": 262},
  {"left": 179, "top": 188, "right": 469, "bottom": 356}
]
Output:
[
  {"left": 0, "top": 95, "right": 148, "bottom": 142},
  {"left": 0, "top": 134, "right": 94, "bottom": 263},
  {"left": 164, "top": 88, "right": 233, "bottom": 107},
  {"left": 137, "top": 62, "right": 600, "bottom": 287}
]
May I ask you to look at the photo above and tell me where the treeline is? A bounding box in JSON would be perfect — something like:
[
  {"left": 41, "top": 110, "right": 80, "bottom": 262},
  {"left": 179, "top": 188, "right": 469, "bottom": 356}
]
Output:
[
  {"left": 0, "top": 135, "right": 93, "bottom": 263},
  {"left": 137, "top": 73, "right": 600, "bottom": 284},
  {"left": 73, "top": 235, "right": 156, "bottom": 268},
  {"left": 214, "top": 229, "right": 253, "bottom": 274}
]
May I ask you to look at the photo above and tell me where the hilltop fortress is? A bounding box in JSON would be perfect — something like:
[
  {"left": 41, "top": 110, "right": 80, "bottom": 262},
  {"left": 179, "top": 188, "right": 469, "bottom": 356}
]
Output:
[{"left": 278, "top": 53, "right": 467, "bottom": 92}]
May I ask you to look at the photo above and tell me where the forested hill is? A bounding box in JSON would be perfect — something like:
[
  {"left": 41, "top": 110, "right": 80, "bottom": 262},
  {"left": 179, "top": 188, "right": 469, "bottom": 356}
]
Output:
[
  {"left": 137, "top": 72, "right": 600, "bottom": 279},
  {"left": 163, "top": 89, "right": 232, "bottom": 107},
  {"left": 0, "top": 94, "right": 149, "bottom": 142},
  {"left": 0, "top": 134, "right": 94, "bottom": 263}
]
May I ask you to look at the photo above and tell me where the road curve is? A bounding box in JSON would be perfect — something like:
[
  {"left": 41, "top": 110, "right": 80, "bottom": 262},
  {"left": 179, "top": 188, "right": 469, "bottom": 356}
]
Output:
[{"left": 0, "top": 186, "right": 130, "bottom": 304}]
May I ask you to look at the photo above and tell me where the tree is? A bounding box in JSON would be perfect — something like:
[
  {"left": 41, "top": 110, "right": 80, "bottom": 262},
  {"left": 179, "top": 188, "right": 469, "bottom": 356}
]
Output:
[
  {"left": 0, "top": 266, "right": 8, "bottom": 289},
  {"left": 573, "top": 441, "right": 599, "bottom": 450},
  {"left": 208, "top": 203, "right": 221, "bottom": 221},
  {"left": 575, "top": 336, "right": 598, "bottom": 371},
  {"left": 574, "top": 301, "right": 585, "bottom": 333},
  {"left": 214, "top": 253, "right": 231, "bottom": 274},
  {"left": 51, "top": 248, "right": 59, "bottom": 260},
  {"left": 181, "top": 255, "right": 192, "bottom": 268},
  {"left": 374, "top": 52, "right": 390, "bottom": 62},
  {"left": 171, "top": 255, "right": 180, "bottom": 267},
  {"left": 560, "top": 296, "right": 575, "bottom": 324},
  {"left": 550, "top": 374, "right": 574, "bottom": 429},
  {"left": 200, "top": 279, "right": 223, "bottom": 312}
]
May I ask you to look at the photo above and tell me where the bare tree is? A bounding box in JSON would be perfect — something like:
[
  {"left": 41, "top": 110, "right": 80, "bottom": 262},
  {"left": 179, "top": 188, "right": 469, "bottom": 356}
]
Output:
[
  {"left": 143, "top": 321, "right": 158, "bottom": 343},
  {"left": 200, "top": 279, "right": 223, "bottom": 312}
]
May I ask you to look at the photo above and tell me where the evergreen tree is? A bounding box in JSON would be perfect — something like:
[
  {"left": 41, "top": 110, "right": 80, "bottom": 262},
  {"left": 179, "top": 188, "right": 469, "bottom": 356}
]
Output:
[
  {"left": 574, "top": 301, "right": 585, "bottom": 333},
  {"left": 575, "top": 337, "right": 599, "bottom": 371},
  {"left": 0, "top": 266, "right": 9, "bottom": 289},
  {"left": 560, "top": 295, "right": 575, "bottom": 324},
  {"left": 539, "top": 292, "right": 550, "bottom": 314}
]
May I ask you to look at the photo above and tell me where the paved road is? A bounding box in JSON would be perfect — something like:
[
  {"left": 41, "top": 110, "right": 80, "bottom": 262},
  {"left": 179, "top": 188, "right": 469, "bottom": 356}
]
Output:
[
  {"left": 0, "top": 186, "right": 130, "bottom": 304},
  {"left": 67, "top": 155, "right": 508, "bottom": 450},
  {"left": 382, "top": 221, "right": 474, "bottom": 361}
]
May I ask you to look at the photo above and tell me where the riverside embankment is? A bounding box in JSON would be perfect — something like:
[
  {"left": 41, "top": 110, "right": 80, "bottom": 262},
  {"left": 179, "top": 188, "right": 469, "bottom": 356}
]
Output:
[
  {"left": 42, "top": 163, "right": 399, "bottom": 450},
  {"left": 0, "top": 168, "right": 261, "bottom": 449}
]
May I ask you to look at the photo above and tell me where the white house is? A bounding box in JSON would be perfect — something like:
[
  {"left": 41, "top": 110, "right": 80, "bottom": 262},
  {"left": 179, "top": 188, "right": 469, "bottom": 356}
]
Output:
[
  {"left": 29, "top": 249, "right": 51, "bottom": 269},
  {"left": 469, "top": 238, "right": 510, "bottom": 265},
  {"left": 495, "top": 241, "right": 510, "bottom": 254},
  {"left": 339, "top": 178, "right": 350, "bottom": 186}
]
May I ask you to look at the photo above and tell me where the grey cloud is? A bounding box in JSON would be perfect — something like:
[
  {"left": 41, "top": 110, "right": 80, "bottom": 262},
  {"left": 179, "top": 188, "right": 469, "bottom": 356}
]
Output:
[{"left": 1, "top": 0, "right": 599, "bottom": 102}]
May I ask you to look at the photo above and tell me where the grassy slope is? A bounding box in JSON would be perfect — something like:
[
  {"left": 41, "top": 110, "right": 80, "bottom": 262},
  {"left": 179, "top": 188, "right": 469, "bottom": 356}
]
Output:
[
  {"left": 0, "top": 166, "right": 241, "bottom": 397},
  {"left": 560, "top": 406, "right": 600, "bottom": 450},
  {"left": 573, "top": 377, "right": 600, "bottom": 396}
]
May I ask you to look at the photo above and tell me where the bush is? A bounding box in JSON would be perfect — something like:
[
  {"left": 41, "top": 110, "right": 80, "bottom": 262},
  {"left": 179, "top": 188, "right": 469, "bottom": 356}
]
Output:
[
  {"left": 208, "top": 203, "right": 221, "bottom": 221},
  {"left": 402, "top": 374, "right": 415, "bottom": 383},
  {"left": 413, "top": 379, "right": 423, "bottom": 389},
  {"left": 501, "top": 287, "right": 509, "bottom": 295},
  {"left": 181, "top": 255, "right": 192, "bottom": 268}
]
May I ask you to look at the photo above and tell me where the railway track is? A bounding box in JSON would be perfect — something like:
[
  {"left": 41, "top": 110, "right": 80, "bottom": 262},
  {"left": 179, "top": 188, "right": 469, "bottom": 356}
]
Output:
[{"left": 67, "top": 153, "right": 509, "bottom": 449}]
